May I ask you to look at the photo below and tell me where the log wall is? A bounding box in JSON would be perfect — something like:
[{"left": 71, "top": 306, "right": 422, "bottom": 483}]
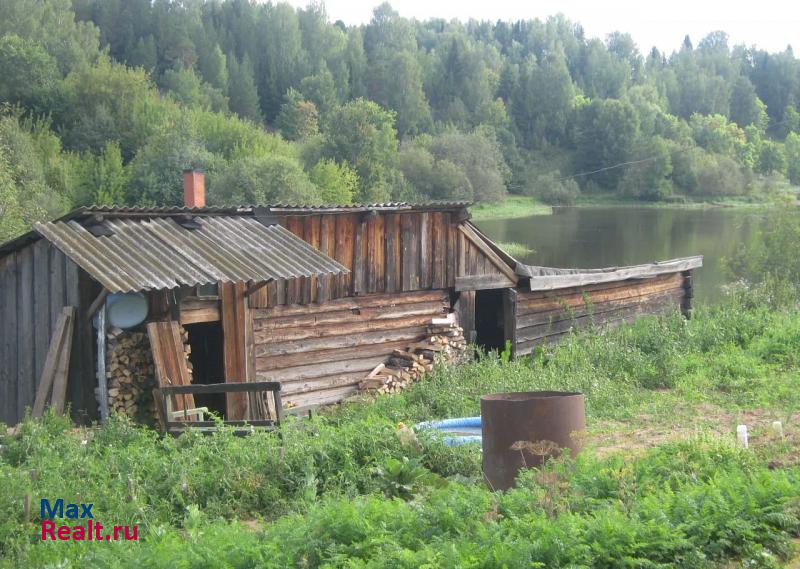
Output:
[
  {"left": 514, "top": 272, "right": 690, "bottom": 357},
  {"left": 252, "top": 290, "right": 450, "bottom": 410},
  {"left": 247, "top": 213, "right": 514, "bottom": 308},
  {"left": 0, "top": 240, "right": 96, "bottom": 426}
]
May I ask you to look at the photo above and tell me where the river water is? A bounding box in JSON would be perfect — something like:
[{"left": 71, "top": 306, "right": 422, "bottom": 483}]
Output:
[{"left": 475, "top": 207, "right": 776, "bottom": 303}]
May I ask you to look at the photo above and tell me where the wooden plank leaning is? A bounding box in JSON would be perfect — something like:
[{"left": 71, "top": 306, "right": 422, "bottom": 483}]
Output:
[{"left": 32, "top": 306, "right": 76, "bottom": 417}]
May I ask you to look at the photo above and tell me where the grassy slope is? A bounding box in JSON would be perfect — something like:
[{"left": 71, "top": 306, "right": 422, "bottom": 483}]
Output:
[{"left": 3, "top": 292, "right": 800, "bottom": 567}]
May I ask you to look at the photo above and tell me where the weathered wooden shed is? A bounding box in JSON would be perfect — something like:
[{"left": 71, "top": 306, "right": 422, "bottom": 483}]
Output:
[
  {"left": 508, "top": 256, "right": 703, "bottom": 356},
  {"left": 0, "top": 187, "right": 520, "bottom": 424},
  {"left": 0, "top": 173, "right": 702, "bottom": 426}
]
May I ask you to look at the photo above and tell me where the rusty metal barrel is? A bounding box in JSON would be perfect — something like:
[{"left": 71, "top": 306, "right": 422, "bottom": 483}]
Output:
[{"left": 481, "top": 391, "right": 586, "bottom": 490}]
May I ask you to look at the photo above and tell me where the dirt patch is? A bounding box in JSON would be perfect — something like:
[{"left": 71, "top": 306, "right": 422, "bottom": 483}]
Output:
[
  {"left": 239, "top": 519, "right": 264, "bottom": 531},
  {"left": 588, "top": 403, "right": 800, "bottom": 460},
  {"left": 786, "top": 538, "right": 800, "bottom": 569}
]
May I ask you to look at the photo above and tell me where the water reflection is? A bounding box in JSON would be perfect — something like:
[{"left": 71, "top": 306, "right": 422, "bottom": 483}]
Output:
[{"left": 475, "top": 207, "right": 775, "bottom": 303}]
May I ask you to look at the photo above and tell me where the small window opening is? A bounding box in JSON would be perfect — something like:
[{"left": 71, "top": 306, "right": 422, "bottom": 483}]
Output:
[{"left": 195, "top": 283, "right": 219, "bottom": 298}]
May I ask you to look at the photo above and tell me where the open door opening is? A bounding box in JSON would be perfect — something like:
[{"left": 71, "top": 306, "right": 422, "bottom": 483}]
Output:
[
  {"left": 184, "top": 322, "right": 226, "bottom": 417},
  {"left": 475, "top": 289, "right": 514, "bottom": 353}
]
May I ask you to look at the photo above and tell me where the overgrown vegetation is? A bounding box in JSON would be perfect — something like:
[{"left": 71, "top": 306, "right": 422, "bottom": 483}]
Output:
[
  {"left": 469, "top": 196, "right": 553, "bottom": 220},
  {"left": 3, "top": 1, "right": 800, "bottom": 237},
  {"left": 494, "top": 241, "right": 535, "bottom": 258},
  {"left": 727, "top": 211, "right": 800, "bottom": 306},
  {"left": 3, "top": 282, "right": 800, "bottom": 567},
  {"left": 2, "top": 6, "right": 800, "bottom": 562}
]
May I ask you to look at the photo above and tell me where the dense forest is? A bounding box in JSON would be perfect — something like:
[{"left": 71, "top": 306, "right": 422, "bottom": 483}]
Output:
[{"left": 1, "top": 0, "right": 800, "bottom": 240}]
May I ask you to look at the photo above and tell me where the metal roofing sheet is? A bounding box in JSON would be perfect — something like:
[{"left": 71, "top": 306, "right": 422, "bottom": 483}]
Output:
[
  {"left": 72, "top": 202, "right": 472, "bottom": 215},
  {"left": 34, "top": 216, "right": 349, "bottom": 293},
  {"left": 0, "top": 202, "right": 474, "bottom": 258},
  {"left": 518, "top": 256, "right": 704, "bottom": 291}
]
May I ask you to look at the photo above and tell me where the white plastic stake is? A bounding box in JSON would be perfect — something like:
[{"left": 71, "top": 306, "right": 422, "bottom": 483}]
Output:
[
  {"left": 771, "top": 421, "right": 784, "bottom": 437},
  {"left": 736, "top": 424, "right": 749, "bottom": 449}
]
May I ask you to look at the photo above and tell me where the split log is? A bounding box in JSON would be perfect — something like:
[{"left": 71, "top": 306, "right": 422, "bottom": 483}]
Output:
[
  {"left": 359, "top": 313, "right": 468, "bottom": 395},
  {"left": 102, "top": 327, "right": 184, "bottom": 423}
]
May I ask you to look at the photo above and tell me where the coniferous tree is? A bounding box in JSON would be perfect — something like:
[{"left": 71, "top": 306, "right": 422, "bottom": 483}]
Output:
[
  {"left": 129, "top": 35, "right": 157, "bottom": 72},
  {"left": 227, "top": 55, "right": 262, "bottom": 123},
  {"left": 576, "top": 98, "right": 640, "bottom": 189},
  {"left": 729, "top": 76, "right": 768, "bottom": 130},
  {"left": 198, "top": 44, "right": 228, "bottom": 91}
]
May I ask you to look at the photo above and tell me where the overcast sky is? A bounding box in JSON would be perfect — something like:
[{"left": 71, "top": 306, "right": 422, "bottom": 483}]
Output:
[{"left": 284, "top": 0, "right": 799, "bottom": 55}]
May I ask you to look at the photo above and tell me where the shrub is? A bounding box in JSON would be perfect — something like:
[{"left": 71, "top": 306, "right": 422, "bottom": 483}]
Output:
[
  {"left": 726, "top": 211, "right": 800, "bottom": 305},
  {"left": 210, "top": 154, "right": 319, "bottom": 205},
  {"left": 695, "top": 154, "right": 747, "bottom": 196},
  {"left": 756, "top": 140, "right": 787, "bottom": 175},
  {"left": 670, "top": 145, "right": 705, "bottom": 194},
  {"left": 530, "top": 170, "right": 580, "bottom": 205},
  {"left": 619, "top": 135, "right": 673, "bottom": 200},
  {"left": 308, "top": 159, "right": 358, "bottom": 204}
]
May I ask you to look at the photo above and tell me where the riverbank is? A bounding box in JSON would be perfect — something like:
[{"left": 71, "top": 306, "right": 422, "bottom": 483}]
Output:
[
  {"left": 574, "top": 194, "right": 784, "bottom": 209},
  {"left": 470, "top": 193, "right": 793, "bottom": 222},
  {"left": 3, "top": 289, "right": 800, "bottom": 567}
]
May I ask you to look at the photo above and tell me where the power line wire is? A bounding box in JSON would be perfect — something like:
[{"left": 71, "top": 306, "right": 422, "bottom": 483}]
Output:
[
  {"left": 532, "top": 115, "right": 800, "bottom": 185},
  {"left": 556, "top": 154, "right": 668, "bottom": 181}
]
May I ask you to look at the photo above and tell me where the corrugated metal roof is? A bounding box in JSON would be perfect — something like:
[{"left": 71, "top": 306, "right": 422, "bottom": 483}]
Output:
[
  {"left": 70, "top": 202, "right": 472, "bottom": 216},
  {"left": 0, "top": 202, "right": 474, "bottom": 257},
  {"left": 34, "top": 216, "right": 348, "bottom": 293},
  {"left": 262, "top": 202, "right": 472, "bottom": 213}
]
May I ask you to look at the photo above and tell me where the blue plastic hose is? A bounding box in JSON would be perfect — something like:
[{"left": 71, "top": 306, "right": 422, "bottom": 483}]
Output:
[
  {"left": 441, "top": 435, "right": 483, "bottom": 446},
  {"left": 416, "top": 416, "right": 481, "bottom": 430},
  {"left": 416, "top": 416, "right": 482, "bottom": 447}
]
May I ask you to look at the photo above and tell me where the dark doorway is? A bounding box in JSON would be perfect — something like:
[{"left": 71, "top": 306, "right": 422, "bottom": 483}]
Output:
[
  {"left": 475, "top": 289, "right": 508, "bottom": 352},
  {"left": 184, "top": 322, "right": 226, "bottom": 417}
]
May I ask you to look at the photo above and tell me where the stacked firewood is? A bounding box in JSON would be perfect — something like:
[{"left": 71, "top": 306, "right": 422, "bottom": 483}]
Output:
[
  {"left": 105, "top": 328, "right": 158, "bottom": 420},
  {"left": 425, "top": 318, "right": 468, "bottom": 361},
  {"left": 360, "top": 315, "right": 467, "bottom": 394},
  {"left": 181, "top": 327, "right": 194, "bottom": 380}
]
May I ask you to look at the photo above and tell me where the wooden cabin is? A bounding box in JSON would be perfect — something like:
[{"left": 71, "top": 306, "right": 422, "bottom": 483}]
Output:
[{"left": 0, "top": 171, "right": 702, "bottom": 426}]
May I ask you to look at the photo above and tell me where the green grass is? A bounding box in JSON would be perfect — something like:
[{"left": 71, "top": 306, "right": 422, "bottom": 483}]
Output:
[
  {"left": 494, "top": 241, "right": 535, "bottom": 258},
  {"left": 469, "top": 196, "right": 552, "bottom": 220},
  {"left": 3, "top": 288, "right": 800, "bottom": 567}
]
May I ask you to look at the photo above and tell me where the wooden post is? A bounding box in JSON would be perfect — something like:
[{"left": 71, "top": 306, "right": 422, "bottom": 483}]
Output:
[
  {"left": 85, "top": 289, "right": 108, "bottom": 322},
  {"left": 96, "top": 305, "right": 109, "bottom": 421},
  {"left": 455, "top": 291, "right": 476, "bottom": 344},
  {"left": 221, "top": 282, "right": 249, "bottom": 420},
  {"left": 681, "top": 270, "right": 694, "bottom": 319},
  {"left": 502, "top": 288, "right": 518, "bottom": 358}
]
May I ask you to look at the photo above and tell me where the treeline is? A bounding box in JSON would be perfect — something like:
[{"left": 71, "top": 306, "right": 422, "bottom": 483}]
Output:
[{"left": 1, "top": 0, "right": 800, "bottom": 240}]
